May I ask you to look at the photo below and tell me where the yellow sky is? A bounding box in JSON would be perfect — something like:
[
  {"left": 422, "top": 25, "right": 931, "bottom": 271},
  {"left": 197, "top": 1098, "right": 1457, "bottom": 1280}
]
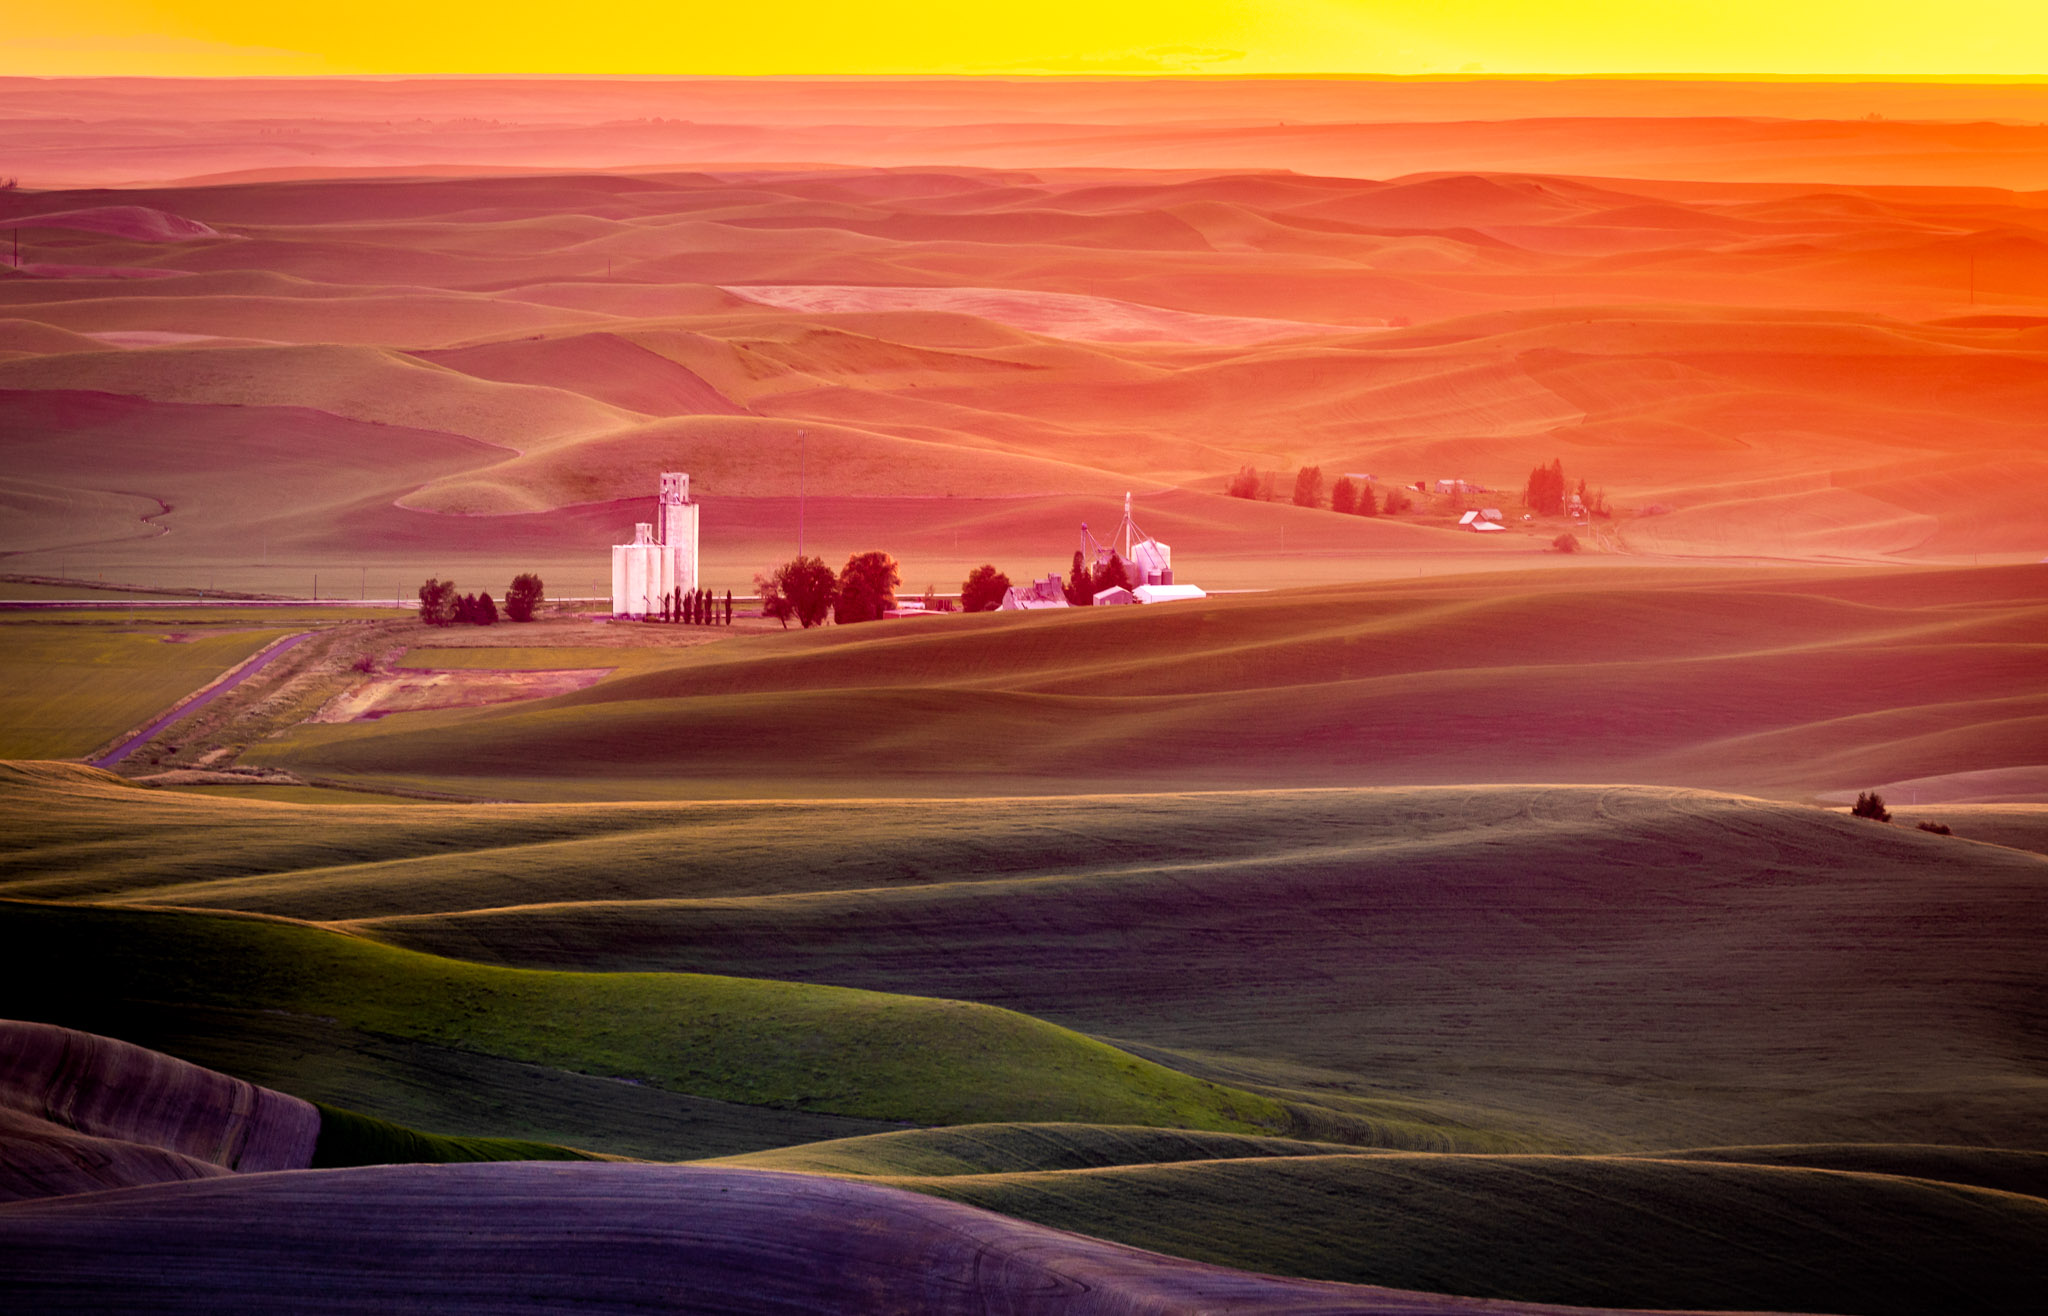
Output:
[{"left": 2, "top": 1, "right": 2040, "bottom": 78}]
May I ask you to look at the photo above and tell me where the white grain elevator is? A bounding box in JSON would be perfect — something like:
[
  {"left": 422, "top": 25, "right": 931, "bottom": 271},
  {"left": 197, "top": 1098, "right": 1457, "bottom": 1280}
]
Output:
[{"left": 610, "top": 472, "right": 699, "bottom": 617}]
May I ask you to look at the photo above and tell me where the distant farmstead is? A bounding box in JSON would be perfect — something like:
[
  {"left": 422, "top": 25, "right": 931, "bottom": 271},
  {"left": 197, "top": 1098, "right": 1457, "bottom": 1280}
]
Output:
[
  {"left": 1000, "top": 573, "right": 1070, "bottom": 610},
  {"left": 1080, "top": 493, "right": 1207, "bottom": 603},
  {"left": 612, "top": 472, "right": 699, "bottom": 618}
]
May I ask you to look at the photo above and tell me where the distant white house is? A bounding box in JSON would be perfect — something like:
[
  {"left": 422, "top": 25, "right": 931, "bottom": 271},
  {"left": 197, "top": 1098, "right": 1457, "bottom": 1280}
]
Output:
[{"left": 1480, "top": 508, "right": 1504, "bottom": 522}]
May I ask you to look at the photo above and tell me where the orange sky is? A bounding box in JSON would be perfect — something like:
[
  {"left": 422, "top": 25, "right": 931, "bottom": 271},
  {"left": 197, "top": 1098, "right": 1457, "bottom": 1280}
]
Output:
[{"left": 2, "top": 1, "right": 2042, "bottom": 78}]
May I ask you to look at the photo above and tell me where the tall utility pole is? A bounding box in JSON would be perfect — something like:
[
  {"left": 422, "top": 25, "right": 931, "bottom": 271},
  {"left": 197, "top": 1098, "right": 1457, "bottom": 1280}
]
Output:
[{"left": 798, "top": 429, "right": 807, "bottom": 558}]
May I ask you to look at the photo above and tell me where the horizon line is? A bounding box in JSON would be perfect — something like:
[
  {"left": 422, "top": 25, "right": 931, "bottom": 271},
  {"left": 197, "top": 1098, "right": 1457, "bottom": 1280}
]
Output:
[{"left": 6, "top": 71, "right": 2048, "bottom": 85}]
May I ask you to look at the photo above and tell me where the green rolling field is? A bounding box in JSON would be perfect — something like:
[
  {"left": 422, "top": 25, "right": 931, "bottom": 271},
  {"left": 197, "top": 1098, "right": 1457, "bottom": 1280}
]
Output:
[
  {"left": 3, "top": 563, "right": 2044, "bottom": 1315},
  {"left": 0, "top": 622, "right": 290, "bottom": 759}
]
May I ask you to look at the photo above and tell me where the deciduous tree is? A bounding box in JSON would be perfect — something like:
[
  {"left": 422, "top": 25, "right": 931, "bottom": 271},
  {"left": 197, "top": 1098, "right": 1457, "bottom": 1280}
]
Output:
[
  {"left": 757, "top": 555, "right": 836, "bottom": 629},
  {"left": 1292, "top": 465, "right": 1324, "bottom": 509},
  {"left": 1225, "top": 465, "right": 1261, "bottom": 499},
  {"left": 961, "top": 564, "right": 1011, "bottom": 613},
  {"left": 505, "top": 573, "right": 543, "bottom": 622},
  {"left": 416, "top": 578, "right": 457, "bottom": 626},
  {"left": 833, "top": 550, "right": 900, "bottom": 625}
]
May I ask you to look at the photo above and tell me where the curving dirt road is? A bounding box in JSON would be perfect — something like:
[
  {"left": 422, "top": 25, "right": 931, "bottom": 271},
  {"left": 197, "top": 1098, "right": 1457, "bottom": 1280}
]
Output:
[{"left": 91, "top": 631, "right": 315, "bottom": 768}]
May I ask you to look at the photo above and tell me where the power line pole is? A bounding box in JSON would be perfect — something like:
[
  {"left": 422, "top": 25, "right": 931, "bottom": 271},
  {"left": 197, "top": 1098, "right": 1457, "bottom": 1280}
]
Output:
[{"left": 798, "top": 429, "right": 807, "bottom": 558}]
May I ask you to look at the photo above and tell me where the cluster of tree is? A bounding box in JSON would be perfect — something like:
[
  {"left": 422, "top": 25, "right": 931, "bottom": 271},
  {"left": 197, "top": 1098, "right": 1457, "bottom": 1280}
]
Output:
[
  {"left": 1329, "top": 476, "right": 1378, "bottom": 517},
  {"left": 1064, "top": 550, "right": 1130, "bottom": 605},
  {"left": 1247, "top": 465, "right": 1383, "bottom": 517},
  {"left": 757, "top": 551, "right": 901, "bottom": 628},
  {"left": 1523, "top": 460, "right": 1607, "bottom": 518},
  {"left": 656, "top": 588, "right": 732, "bottom": 625},
  {"left": 960, "top": 565, "right": 1010, "bottom": 613},
  {"left": 1851, "top": 791, "right": 1892, "bottom": 822},
  {"left": 1524, "top": 459, "right": 1570, "bottom": 516},
  {"left": 419, "top": 575, "right": 544, "bottom": 626}
]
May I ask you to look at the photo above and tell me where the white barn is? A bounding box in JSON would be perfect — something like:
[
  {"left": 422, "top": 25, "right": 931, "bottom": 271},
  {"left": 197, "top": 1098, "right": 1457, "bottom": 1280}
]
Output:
[{"left": 611, "top": 472, "right": 699, "bottom": 618}]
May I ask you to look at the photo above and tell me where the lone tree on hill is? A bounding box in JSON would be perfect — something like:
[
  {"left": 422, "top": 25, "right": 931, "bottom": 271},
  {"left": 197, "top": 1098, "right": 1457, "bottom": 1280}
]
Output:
[
  {"left": 417, "top": 578, "right": 458, "bottom": 626},
  {"left": 1851, "top": 791, "right": 1892, "bottom": 822},
  {"left": 1330, "top": 476, "right": 1357, "bottom": 515},
  {"left": 834, "top": 550, "right": 900, "bottom": 625},
  {"left": 1225, "top": 465, "right": 1261, "bottom": 499},
  {"left": 504, "top": 574, "right": 543, "bottom": 622},
  {"left": 961, "top": 564, "right": 1010, "bottom": 613},
  {"left": 1292, "top": 465, "right": 1324, "bottom": 509},
  {"left": 757, "top": 555, "right": 836, "bottom": 629}
]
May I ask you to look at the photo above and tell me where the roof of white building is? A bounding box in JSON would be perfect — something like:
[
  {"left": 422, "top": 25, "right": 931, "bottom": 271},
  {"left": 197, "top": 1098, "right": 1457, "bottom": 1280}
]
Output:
[{"left": 1132, "top": 584, "right": 1208, "bottom": 604}]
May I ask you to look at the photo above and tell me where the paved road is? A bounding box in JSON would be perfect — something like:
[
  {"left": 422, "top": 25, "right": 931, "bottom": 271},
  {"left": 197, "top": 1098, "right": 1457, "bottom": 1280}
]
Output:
[{"left": 91, "top": 631, "right": 317, "bottom": 769}]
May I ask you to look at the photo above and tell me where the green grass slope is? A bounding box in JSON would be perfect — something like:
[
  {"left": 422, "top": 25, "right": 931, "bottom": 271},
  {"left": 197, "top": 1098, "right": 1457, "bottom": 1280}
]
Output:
[
  {"left": 309, "top": 1101, "right": 601, "bottom": 1168},
  {"left": 712, "top": 1123, "right": 1382, "bottom": 1178},
  {"left": 0, "top": 901, "right": 1286, "bottom": 1141},
  {"left": 0, "top": 625, "right": 289, "bottom": 759},
  {"left": 1664, "top": 1143, "right": 2048, "bottom": 1200},
  {"left": 883, "top": 1153, "right": 2048, "bottom": 1316},
  {"left": 343, "top": 786, "right": 2048, "bottom": 1150},
  {"left": 6, "top": 764, "right": 2042, "bottom": 1152}
]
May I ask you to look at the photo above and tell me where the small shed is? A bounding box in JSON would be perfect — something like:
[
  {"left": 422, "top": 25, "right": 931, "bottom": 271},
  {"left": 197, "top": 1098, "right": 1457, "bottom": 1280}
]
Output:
[{"left": 1093, "top": 586, "right": 1136, "bottom": 606}]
